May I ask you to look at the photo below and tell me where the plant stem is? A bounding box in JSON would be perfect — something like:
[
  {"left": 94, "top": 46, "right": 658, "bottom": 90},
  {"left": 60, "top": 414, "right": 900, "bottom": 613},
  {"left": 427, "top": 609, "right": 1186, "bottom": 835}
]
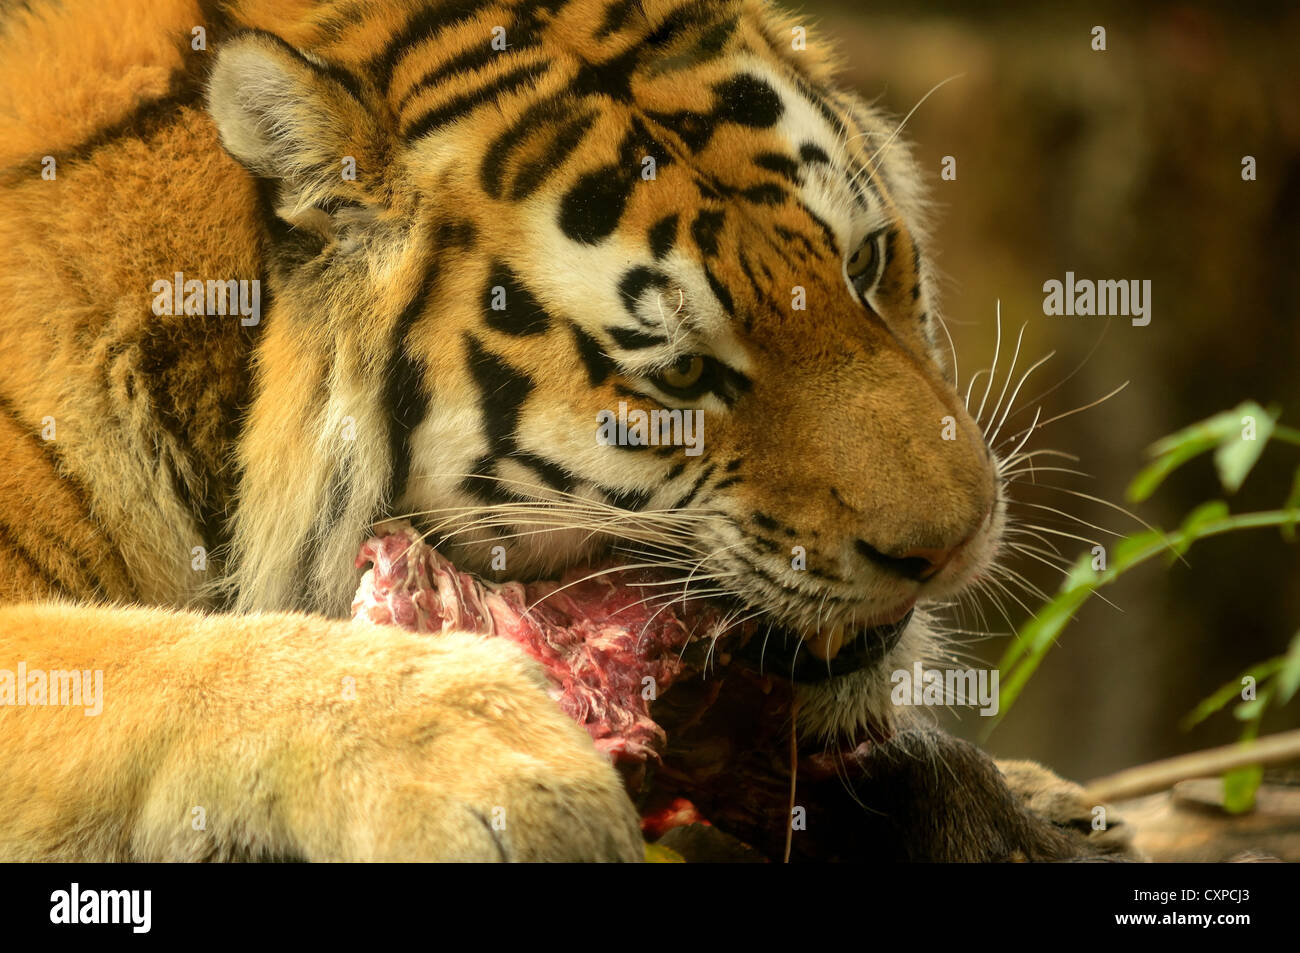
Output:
[
  {"left": 1271, "top": 424, "right": 1300, "bottom": 446},
  {"left": 1095, "top": 509, "right": 1298, "bottom": 583},
  {"left": 1082, "top": 728, "right": 1300, "bottom": 803}
]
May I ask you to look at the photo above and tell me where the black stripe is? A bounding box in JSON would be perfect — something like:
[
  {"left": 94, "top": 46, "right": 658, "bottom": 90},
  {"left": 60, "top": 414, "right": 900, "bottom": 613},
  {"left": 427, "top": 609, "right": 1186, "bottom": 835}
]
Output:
[
  {"left": 464, "top": 335, "right": 534, "bottom": 457},
  {"left": 775, "top": 224, "right": 818, "bottom": 261},
  {"left": 690, "top": 209, "right": 726, "bottom": 257},
  {"left": 804, "top": 207, "right": 839, "bottom": 256},
  {"left": 558, "top": 161, "right": 633, "bottom": 243},
  {"left": 702, "top": 264, "right": 735, "bottom": 315},
  {"left": 571, "top": 0, "right": 720, "bottom": 102},
  {"left": 644, "top": 107, "right": 716, "bottom": 152},
  {"left": 434, "top": 218, "right": 479, "bottom": 250},
  {"left": 404, "top": 62, "right": 547, "bottom": 140},
  {"left": 557, "top": 118, "right": 670, "bottom": 243},
  {"left": 732, "top": 548, "right": 852, "bottom": 606},
  {"left": 484, "top": 262, "right": 552, "bottom": 336},
  {"left": 713, "top": 74, "right": 783, "bottom": 129},
  {"left": 609, "top": 327, "right": 667, "bottom": 350},
  {"left": 742, "top": 183, "right": 786, "bottom": 205},
  {"left": 595, "top": 0, "right": 637, "bottom": 38},
  {"left": 799, "top": 143, "right": 831, "bottom": 165},
  {"left": 754, "top": 152, "right": 801, "bottom": 182},
  {"left": 465, "top": 454, "right": 518, "bottom": 504},
  {"left": 571, "top": 37, "right": 642, "bottom": 101},
  {"left": 603, "top": 485, "right": 653, "bottom": 511},
  {"left": 371, "top": 0, "right": 486, "bottom": 91},
  {"left": 648, "top": 214, "right": 678, "bottom": 259},
  {"left": 693, "top": 14, "right": 737, "bottom": 59},
  {"left": 571, "top": 324, "right": 616, "bottom": 386},
  {"left": 511, "top": 450, "right": 576, "bottom": 494},
  {"left": 510, "top": 109, "right": 599, "bottom": 200},
  {"left": 314, "top": 56, "right": 367, "bottom": 104},
  {"left": 618, "top": 266, "right": 672, "bottom": 318},
  {"left": 382, "top": 262, "right": 439, "bottom": 507},
  {"left": 482, "top": 94, "right": 565, "bottom": 196},
  {"left": 396, "top": 40, "right": 507, "bottom": 115},
  {"left": 736, "top": 250, "right": 766, "bottom": 308},
  {"left": 645, "top": 0, "right": 717, "bottom": 45},
  {"left": 32, "top": 77, "right": 201, "bottom": 170},
  {"left": 0, "top": 392, "right": 131, "bottom": 595},
  {"left": 0, "top": 518, "right": 71, "bottom": 596},
  {"left": 132, "top": 312, "right": 256, "bottom": 566},
  {"left": 672, "top": 463, "right": 716, "bottom": 509}
]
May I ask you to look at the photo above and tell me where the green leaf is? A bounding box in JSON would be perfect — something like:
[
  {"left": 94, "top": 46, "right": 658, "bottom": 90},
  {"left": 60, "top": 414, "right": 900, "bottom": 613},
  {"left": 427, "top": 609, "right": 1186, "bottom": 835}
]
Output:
[
  {"left": 1062, "top": 552, "right": 1102, "bottom": 592},
  {"left": 1222, "top": 764, "right": 1263, "bottom": 814},
  {"left": 1147, "top": 411, "right": 1240, "bottom": 458},
  {"left": 1274, "top": 631, "right": 1300, "bottom": 706},
  {"left": 998, "top": 402, "right": 1297, "bottom": 735},
  {"left": 996, "top": 586, "right": 1092, "bottom": 717},
  {"left": 1213, "top": 402, "right": 1276, "bottom": 493},
  {"left": 1128, "top": 402, "right": 1278, "bottom": 502},
  {"left": 1127, "top": 436, "right": 1218, "bottom": 503},
  {"left": 1182, "top": 657, "right": 1284, "bottom": 730},
  {"left": 1233, "top": 696, "right": 1269, "bottom": 722}
]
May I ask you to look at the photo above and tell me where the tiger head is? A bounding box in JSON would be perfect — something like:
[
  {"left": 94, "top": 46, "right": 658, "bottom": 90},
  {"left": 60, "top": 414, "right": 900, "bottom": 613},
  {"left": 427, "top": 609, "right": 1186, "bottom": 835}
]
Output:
[{"left": 211, "top": 0, "right": 1004, "bottom": 743}]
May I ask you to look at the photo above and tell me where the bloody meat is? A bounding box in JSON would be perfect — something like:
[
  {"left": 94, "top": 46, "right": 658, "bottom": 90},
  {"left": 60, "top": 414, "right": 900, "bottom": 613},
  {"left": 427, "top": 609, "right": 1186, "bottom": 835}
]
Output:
[
  {"left": 352, "top": 522, "right": 888, "bottom": 861},
  {"left": 352, "top": 523, "right": 731, "bottom": 786}
]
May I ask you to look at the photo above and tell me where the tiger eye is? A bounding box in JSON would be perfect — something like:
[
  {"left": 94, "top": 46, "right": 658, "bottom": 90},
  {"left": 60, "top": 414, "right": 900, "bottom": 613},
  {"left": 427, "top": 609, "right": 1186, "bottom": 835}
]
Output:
[
  {"left": 659, "top": 355, "right": 705, "bottom": 389},
  {"left": 847, "top": 238, "right": 880, "bottom": 283}
]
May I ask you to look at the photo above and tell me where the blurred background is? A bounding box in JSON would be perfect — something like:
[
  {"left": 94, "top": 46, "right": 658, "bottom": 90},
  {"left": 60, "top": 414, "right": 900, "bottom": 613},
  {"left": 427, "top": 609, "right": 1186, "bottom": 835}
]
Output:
[{"left": 805, "top": 0, "right": 1300, "bottom": 780}]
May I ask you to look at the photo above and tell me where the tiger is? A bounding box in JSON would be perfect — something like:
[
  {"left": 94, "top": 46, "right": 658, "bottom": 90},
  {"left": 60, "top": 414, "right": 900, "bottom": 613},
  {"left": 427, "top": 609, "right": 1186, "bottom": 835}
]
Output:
[{"left": 0, "top": 0, "right": 1134, "bottom": 861}]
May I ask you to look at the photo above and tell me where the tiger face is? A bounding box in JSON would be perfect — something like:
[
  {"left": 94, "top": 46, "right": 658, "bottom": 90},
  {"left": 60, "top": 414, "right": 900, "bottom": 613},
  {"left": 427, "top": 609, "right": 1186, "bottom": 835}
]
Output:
[{"left": 213, "top": 0, "right": 1002, "bottom": 742}]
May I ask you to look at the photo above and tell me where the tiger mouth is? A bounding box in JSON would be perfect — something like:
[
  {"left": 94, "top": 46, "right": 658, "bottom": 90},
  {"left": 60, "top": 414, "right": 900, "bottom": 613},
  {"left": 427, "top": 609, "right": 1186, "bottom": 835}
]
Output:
[
  {"left": 421, "top": 519, "right": 916, "bottom": 686},
  {"left": 726, "top": 608, "right": 916, "bottom": 684}
]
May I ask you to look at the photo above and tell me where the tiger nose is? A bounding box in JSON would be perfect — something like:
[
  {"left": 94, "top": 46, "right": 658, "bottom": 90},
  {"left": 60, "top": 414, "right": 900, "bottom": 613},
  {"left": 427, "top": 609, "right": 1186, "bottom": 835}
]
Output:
[
  {"left": 897, "top": 543, "right": 960, "bottom": 581},
  {"left": 857, "top": 505, "right": 993, "bottom": 582},
  {"left": 855, "top": 539, "right": 956, "bottom": 581}
]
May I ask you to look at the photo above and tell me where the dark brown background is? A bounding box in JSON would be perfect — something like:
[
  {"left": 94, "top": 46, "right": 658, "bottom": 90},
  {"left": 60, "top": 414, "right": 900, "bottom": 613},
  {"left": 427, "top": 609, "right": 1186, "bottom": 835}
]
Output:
[{"left": 806, "top": 0, "right": 1300, "bottom": 780}]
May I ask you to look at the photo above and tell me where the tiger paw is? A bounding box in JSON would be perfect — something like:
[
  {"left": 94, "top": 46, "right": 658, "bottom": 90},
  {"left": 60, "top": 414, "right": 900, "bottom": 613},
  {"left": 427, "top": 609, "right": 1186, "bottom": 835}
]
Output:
[
  {"left": 285, "top": 627, "right": 645, "bottom": 862},
  {"left": 996, "top": 758, "right": 1142, "bottom": 861}
]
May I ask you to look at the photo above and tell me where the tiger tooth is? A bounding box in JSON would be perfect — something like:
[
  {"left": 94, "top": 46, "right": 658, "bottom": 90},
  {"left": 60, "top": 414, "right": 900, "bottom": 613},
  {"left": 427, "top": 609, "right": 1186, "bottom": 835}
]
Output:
[{"left": 805, "top": 623, "right": 846, "bottom": 661}]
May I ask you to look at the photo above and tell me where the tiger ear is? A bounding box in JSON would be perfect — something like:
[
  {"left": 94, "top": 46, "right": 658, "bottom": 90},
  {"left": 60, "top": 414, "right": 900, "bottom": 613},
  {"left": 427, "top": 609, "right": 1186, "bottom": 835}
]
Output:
[{"left": 207, "top": 32, "right": 389, "bottom": 230}]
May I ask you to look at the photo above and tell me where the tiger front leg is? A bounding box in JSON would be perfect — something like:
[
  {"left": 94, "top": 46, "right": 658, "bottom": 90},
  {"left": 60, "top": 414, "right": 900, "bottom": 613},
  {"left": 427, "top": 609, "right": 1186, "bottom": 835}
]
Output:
[{"left": 0, "top": 605, "right": 642, "bottom": 862}]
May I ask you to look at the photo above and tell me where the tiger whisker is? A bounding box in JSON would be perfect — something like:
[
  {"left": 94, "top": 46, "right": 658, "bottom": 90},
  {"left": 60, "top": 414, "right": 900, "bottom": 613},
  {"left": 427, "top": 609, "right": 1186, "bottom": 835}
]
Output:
[
  {"left": 997, "top": 382, "right": 1130, "bottom": 453},
  {"left": 983, "top": 318, "right": 1027, "bottom": 438},
  {"left": 987, "top": 350, "right": 1055, "bottom": 447}
]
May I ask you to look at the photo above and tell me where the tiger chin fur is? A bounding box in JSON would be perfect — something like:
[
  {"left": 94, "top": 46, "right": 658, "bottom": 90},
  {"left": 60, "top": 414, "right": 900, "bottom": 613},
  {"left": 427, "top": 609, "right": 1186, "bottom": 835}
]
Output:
[{"left": 0, "top": 0, "right": 1132, "bottom": 861}]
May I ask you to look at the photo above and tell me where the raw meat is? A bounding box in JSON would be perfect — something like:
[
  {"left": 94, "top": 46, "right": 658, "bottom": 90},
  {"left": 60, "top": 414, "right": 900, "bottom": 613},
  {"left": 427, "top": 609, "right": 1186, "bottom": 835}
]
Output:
[
  {"left": 352, "top": 523, "right": 731, "bottom": 783},
  {"left": 351, "top": 521, "right": 894, "bottom": 861}
]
